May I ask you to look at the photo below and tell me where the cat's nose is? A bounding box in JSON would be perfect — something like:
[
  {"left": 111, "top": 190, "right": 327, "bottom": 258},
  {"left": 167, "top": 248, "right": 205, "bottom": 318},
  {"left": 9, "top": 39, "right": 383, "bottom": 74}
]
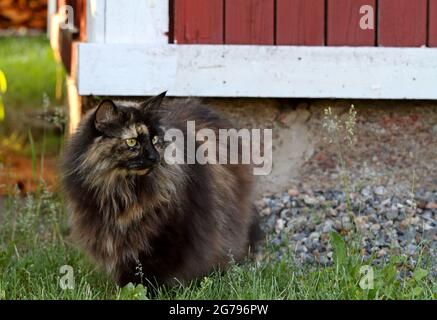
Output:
[{"left": 147, "top": 153, "right": 160, "bottom": 164}]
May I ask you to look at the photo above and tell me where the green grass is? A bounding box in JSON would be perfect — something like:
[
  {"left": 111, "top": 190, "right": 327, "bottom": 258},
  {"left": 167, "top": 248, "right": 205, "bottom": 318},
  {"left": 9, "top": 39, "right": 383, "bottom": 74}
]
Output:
[
  {"left": 0, "top": 35, "right": 64, "bottom": 111},
  {"left": 0, "top": 188, "right": 435, "bottom": 300},
  {"left": 0, "top": 35, "right": 65, "bottom": 157}
]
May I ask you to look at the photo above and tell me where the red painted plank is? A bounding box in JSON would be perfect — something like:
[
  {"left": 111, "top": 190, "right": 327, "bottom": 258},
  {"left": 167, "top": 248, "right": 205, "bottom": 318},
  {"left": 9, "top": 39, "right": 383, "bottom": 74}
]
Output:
[
  {"left": 174, "top": 0, "right": 223, "bottom": 44},
  {"left": 327, "top": 0, "right": 376, "bottom": 46},
  {"left": 276, "top": 0, "right": 325, "bottom": 45},
  {"left": 225, "top": 0, "right": 274, "bottom": 45},
  {"left": 429, "top": 0, "right": 437, "bottom": 47},
  {"left": 379, "top": 0, "right": 427, "bottom": 47},
  {"left": 78, "top": 0, "right": 87, "bottom": 41}
]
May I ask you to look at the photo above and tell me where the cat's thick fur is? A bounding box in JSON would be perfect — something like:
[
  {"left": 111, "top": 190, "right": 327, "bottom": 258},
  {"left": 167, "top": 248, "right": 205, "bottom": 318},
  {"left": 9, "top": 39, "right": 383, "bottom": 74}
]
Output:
[{"left": 62, "top": 93, "right": 261, "bottom": 288}]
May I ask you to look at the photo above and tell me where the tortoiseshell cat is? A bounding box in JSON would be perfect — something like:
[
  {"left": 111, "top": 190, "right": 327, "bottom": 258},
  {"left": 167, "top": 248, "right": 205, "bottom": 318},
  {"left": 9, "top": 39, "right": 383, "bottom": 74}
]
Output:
[{"left": 62, "top": 92, "right": 261, "bottom": 289}]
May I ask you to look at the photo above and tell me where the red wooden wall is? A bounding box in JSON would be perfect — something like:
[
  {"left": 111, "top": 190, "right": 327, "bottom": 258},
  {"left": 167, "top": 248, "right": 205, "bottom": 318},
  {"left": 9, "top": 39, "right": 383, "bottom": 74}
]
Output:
[
  {"left": 225, "top": 0, "right": 275, "bottom": 45},
  {"left": 327, "top": 0, "right": 376, "bottom": 46},
  {"left": 276, "top": 0, "right": 325, "bottom": 46},
  {"left": 173, "top": 0, "right": 223, "bottom": 43},
  {"left": 430, "top": 0, "right": 437, "bottom": 47},
  {"left": 173, "top": 0, "right": 437, "bottom": 47},
  {"left": 379, "top": 0, "right": 427, "bottom": 47}
]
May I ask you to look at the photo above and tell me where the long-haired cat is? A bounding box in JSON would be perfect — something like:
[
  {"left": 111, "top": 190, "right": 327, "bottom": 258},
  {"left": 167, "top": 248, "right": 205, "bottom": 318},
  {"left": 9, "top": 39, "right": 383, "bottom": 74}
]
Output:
[{"left": 61, "top": 92, "right": 261, "bottom": 289}]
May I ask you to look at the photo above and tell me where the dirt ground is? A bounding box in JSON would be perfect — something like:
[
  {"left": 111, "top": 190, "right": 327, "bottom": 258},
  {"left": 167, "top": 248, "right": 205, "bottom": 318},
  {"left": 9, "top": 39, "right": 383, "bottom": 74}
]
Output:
[{"left": 0, "top": 149, "right": 58, "bottom": 195}]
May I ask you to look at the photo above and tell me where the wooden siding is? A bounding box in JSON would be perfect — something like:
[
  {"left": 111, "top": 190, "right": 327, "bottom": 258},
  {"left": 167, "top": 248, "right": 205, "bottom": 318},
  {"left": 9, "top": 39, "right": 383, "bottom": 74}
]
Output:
[
  {"left": 327, "top": 0, "right": 376, "bottom": 46},
  {"left": 225, "top": 0, "right": 275, "bottom": 45},
  {"left": 276, "top": 0, "right": 325, "bottom": 46},
  {"left": 430, "top": 0, "right": 437, "bottom": 47},
  {"left": 379, "top": 0, "right": 427, "bottom": 47},
  {"left": 173, "top": 0, "right": 434, "bottom": 47},
  {"left": 174, "top": 0, "right": 223, "bottom": 44}
]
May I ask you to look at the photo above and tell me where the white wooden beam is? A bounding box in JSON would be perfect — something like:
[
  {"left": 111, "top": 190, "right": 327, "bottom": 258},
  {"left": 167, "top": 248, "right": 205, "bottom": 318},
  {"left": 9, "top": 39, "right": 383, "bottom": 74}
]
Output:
[
  {"left": 86, "top": 0, "right": 106, "bottom": 43},
  {"left": 47, "top": 0, "right": 57, "bottom": 37},
  {"left": 104, "top": 0, "right": 169, "bottom": 44},
  {"left": 77, "top": 44, "right": 437, "bottom": 99}
]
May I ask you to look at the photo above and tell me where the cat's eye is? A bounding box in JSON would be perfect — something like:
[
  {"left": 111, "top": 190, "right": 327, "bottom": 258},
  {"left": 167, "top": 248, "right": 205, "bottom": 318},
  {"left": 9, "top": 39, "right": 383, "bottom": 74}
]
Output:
[
  {"left": 125, "top": 138, "right": 137, "bottom": 147},
  {"left": 152, "top": 136, "right": 159, "bottom": 145}
]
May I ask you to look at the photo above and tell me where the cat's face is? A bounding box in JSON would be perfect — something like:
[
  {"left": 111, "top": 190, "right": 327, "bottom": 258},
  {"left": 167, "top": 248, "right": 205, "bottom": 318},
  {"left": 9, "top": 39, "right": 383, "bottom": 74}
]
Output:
[{"left": 92, "top": 93, "right": 166, "bottom": 176}]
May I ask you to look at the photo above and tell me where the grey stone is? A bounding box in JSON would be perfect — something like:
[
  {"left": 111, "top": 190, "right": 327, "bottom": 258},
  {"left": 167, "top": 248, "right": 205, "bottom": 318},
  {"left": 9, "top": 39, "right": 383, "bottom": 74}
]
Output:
[
  {"left": 275, "top": 218, "right": 285, "bottom": 234},
  {"left": 386, "top": 209, "right": 399, "bottom": 220},
  {"left": 260, "top": 207, "right": 272, "bottom": 217},
  {"left": 374, "top": 186, "right": 387, "bottom": 196},
  {"left": 309, "top": 232, "right": 320, "bottom": 240},
  {"left": 303, "top": 195, "right": 318, "bottom": 206},
  {"left": 361, "top": 186, "right": 372, "bottom": 197},
  {"left": 370, "top": 224, "right": 381, "bottom": 233}
]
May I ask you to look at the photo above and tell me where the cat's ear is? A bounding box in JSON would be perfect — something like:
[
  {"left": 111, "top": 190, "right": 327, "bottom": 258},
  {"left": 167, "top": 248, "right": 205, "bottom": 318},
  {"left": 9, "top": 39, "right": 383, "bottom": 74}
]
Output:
[
  {"left": 139, "top": 91, "right": 167, "bottom": 111},
  {"left": 94, "top": 99, "right": 120, "bottom": 132}
]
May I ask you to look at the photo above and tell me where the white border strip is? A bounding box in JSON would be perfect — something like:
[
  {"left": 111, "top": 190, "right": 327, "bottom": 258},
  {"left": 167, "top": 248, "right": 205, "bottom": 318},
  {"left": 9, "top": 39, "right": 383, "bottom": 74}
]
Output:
[
  {"left": 86, "top": 0, "right": 169, "bottom": 44},
  {"left": 78, "top": 43, "right": 437, "bottom": 99},
  {"left": 86, "top": 0, "right": 106, "bottom": 43}
]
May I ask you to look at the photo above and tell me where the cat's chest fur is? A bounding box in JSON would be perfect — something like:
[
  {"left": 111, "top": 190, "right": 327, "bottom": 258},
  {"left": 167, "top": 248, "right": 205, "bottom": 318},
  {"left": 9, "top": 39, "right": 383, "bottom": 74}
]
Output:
[{"left": 75, "top": 201, "right": 166, "bottom": 274}]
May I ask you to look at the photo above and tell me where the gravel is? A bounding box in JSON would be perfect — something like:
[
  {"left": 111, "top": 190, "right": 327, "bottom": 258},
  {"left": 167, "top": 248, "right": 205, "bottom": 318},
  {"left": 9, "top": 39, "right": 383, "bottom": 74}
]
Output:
[{"left": 257, "top": 186, "right": 437, "bottom": 275}]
